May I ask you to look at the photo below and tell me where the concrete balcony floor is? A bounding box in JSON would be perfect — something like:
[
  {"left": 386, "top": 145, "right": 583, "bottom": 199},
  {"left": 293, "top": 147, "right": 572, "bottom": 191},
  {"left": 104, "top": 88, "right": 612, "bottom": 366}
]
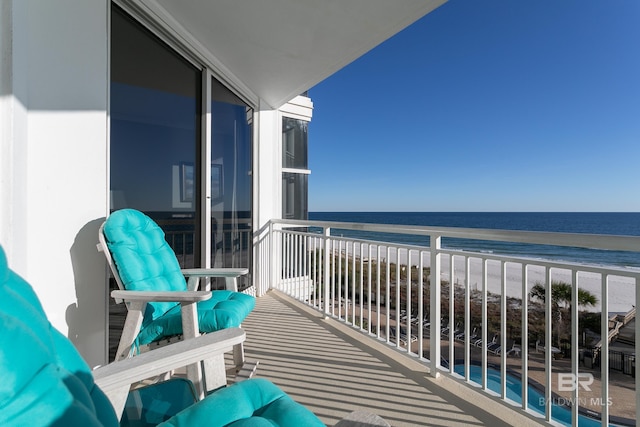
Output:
[{"left": 240, "top": 290, "right": 543, "bottom": 427}]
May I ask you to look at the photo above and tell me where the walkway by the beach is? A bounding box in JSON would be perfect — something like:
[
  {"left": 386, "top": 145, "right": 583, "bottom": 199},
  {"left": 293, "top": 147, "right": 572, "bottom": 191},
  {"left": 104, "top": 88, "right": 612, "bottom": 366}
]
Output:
[{"left": 239, "top": 290, "right": 544, "bottom": 427}]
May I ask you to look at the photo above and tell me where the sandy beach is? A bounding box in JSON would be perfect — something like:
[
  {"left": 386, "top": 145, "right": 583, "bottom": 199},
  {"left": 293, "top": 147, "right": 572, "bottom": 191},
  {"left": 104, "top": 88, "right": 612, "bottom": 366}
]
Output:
[
  {"left": 443, "top": 256, "right": 637, "bottom": 314},
  {"left": 343, "top": 244, "right": 638, "bottom": 313}
]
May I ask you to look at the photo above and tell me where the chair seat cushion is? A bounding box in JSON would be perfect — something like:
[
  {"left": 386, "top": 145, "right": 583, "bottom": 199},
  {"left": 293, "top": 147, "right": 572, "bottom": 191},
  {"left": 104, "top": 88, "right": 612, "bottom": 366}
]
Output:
[
  {"left": 138, "top": 290, "right": 256, "bottom": 346},
  {"left": 158, "top": 378, "right": 324, "bottom": 427}
]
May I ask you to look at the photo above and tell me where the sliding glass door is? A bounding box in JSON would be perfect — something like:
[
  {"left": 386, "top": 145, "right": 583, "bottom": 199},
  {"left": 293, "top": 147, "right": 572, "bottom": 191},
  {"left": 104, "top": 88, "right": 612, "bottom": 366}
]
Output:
[
  {"left": 110, "top": 6, "right": 202, "bottom": 267},
  {"left": 210, "top": 79, "right": 253, "bottom": 288},
  {"left": 110, "top": 6, "right": 253, "bottom": 284}
]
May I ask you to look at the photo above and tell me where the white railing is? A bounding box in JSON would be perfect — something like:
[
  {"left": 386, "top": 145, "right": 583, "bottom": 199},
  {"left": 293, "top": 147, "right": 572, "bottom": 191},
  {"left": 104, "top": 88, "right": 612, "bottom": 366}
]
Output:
[{"left": 255, "top": 219, "right": 640, "bottom": 427}]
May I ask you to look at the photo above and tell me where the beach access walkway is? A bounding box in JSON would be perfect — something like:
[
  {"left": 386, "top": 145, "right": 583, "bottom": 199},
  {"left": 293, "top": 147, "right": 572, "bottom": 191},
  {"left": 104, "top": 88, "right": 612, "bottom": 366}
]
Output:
[{"left": 238, "top": 290, "right": 544, "bottom": 427}]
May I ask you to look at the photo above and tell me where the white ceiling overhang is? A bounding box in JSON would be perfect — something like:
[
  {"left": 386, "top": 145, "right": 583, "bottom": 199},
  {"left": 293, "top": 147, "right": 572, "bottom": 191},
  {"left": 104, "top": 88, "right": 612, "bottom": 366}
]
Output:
[{"left": 141, "top": 0, "right": 446, "bottom": 109}]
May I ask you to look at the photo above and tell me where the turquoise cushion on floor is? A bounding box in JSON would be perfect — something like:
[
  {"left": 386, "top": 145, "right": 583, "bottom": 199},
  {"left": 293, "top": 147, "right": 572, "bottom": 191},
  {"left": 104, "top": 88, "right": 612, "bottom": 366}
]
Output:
[
  {"left": 157, "top": 378, "right": 324, "bottom": 427},
  {"left": 137, "top": 290, "right": 256, "bottom": 346}
]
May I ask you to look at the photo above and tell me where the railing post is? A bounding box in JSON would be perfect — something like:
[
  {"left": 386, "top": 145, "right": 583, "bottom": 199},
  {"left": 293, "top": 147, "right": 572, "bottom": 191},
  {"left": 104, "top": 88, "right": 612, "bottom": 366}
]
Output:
[
  {"left": 544, "top": 267, "right": 552, "bottom": 422},
  {"left": 601, "top": 274, "right": 609, "bottom": 426},
  {"left": 429, "top": 235, "right": 441, "bottom": 377},
  {"left": 269, "top": 221, "right": 276, "bottom": 295},
  {"left": 521, "top": 264, "right": 529, "bottom": 411},
  {"left": 636, "top": 273, "right": 640, "bottom": 427},
  {"left": 323, "top": 227, "right": 331, "bottom": 316},
  {"left": 571, "top": 270, "right": 579, "bottom": 426}
]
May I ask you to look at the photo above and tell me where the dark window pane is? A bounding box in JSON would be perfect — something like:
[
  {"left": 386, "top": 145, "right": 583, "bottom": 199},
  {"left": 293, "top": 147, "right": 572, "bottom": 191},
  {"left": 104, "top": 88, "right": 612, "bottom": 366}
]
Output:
[
  {"left": 210, "top": 78, "right": 253, "bottom": 290},
  {"left": 282, "top": 117, "right": 308, "bottom": 169},
  {"left": 282, "top": 173, "right": 308, "bottom": 220},
  {"left": 110, "top": 6, "right": 201, "bottom": 268}
]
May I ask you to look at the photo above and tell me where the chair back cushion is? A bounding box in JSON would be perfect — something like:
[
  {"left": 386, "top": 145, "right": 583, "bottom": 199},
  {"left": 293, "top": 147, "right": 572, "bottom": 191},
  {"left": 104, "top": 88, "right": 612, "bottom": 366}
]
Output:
[
  {"left": 0, "top": 245, "right": 118, "bottom": 426},
  {"left": 103, "top": 209, "right": 186, "bottom": 324}
]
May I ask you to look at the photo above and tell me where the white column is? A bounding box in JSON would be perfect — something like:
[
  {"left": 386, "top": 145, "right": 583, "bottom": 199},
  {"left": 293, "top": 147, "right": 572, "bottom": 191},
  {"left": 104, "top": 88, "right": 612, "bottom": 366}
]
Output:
[{"left": 1, "top": 0, "right": 109, "bottom": 367}]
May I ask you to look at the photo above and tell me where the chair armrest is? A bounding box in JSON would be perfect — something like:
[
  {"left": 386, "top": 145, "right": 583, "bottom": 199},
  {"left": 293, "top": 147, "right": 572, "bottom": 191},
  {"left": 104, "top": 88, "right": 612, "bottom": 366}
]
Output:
[
  {"left": 182, "top": 268, "right": 248, "bottom": 278},
  {"left": 94, "top": 328, "right": 246, "bottom": 409},
  {"left": 111, "top": 290, "right": 212, "bottom": 303},
  {"left": 182, "top": 268, "right": 249, "bottom": 292}
]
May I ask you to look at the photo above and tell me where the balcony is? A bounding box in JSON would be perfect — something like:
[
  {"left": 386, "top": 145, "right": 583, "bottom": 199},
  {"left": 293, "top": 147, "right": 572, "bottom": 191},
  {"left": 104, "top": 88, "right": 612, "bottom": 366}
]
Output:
[
  {"left": 241, "top": 288, "right": 541, "bottom": 426},
  {"left": 247, "top": 219, "right": 640, "bottom": 426}
]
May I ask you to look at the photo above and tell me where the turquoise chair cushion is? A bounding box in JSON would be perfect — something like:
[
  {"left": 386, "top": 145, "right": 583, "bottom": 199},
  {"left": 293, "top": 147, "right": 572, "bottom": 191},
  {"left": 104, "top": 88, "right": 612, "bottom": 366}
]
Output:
[
  {"left": 138, "top": 290, "right": 255, "bottom": 346},
  {"left": 0, "top": 244, "right": 324, "bottom": 426},
  {"left": 158, "top": 378, "right": 325, "bottom": 427},
  {"left": 0, "top": 246, "right": 119, "bottom": 426},
  {"left": 103, "top": 209, "right": 189, "bottom": 321},
  {"left": 121, "top": 378, "right": 198, "bottom": 426},
  {"left": 103, "top": 209, "right": 255, "bottom": 345}
]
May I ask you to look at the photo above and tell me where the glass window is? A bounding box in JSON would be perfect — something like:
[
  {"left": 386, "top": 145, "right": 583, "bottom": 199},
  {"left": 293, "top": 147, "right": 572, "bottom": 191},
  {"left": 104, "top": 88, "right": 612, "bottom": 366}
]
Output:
[
  {"left": 210, "top": 78, "right": 253, "bottom": 289},
  {"left": 282, "top": 172, "right": 308, "bottom": 220},
  {"left": 282, "top": 117, "right": 309, "bottom": 221},
  {"left": 110, "top": 6, "right": 201, "bottom": 267},
  {"left": 282, "top": 117, "right": 308, "bottom": 169}
]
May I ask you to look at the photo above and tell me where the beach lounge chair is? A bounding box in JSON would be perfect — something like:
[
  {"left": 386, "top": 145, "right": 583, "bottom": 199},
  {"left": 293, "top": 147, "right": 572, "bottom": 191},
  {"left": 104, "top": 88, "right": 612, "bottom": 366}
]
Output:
[
  {"left": 0, "top": 244, "right": 324, "bottom": 426},
  {"left": 421, "top": 318, "right": 431, "bottom": 338},
  {"left": 441, "top": 323, "right": 450, "bottom": 336},
  {"left": 389, "top": 326, "right": 418, "bottom": 345},
  {"left": 446, "top": 322, "right": 461, "bottom": 339},
  {"left": 506, "top": 342, "right": 521, "bottom": 358},
  {"left": 98, "top": 209, "right": 256, "bottom": 394},
  {"left": 457, "top": 327, "right": 477, "bottom": 343},
  {"left": 487, "top": 335, "right": 501, "bottom": 355}
]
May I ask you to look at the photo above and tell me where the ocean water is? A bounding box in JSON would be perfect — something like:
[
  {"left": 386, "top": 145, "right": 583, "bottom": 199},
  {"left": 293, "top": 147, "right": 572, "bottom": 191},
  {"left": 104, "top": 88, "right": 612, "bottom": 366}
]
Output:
[{"left": 308, "top": 212, "right": 640, "bottom": 269}]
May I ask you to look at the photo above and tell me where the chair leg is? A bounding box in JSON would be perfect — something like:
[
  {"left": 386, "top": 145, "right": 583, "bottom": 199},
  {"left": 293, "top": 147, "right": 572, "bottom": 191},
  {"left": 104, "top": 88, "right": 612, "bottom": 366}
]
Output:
[
  {"left": 202, "top": 354, "right": 228, "bottom": 392},
  {"left": 235, "top": 360, "right": 259, "bottom": 381},
  {"left": 116, "top": 303, "right": 145, "bottom": 361},
  {"left": 233, "top": 342, "right": 245, "bottom": 369},
  {"left": 181, "top": 301, "right": 207, "bottom": 398},
  {"left": 110, "top": 384, "right": 133, "bottom": 421},
  {"left": 186, "top": 361, "right": 206, "bottom": 400}
]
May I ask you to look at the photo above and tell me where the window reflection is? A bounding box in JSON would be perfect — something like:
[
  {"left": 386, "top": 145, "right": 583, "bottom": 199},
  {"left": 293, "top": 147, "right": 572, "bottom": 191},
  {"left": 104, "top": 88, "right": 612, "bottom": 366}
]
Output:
[
  {"left": 282, "top": 173, "right": 308, "bottom": 220},
  {"left": 110, "top": 6, "right": 254, "bottom": 288},
  {"left": 110, "top": 6, "right": 200, "bottom": 267},
  {"left": 281, "top": 117, "right": 309, "bottom": 221},
  {"left": 282, "top": 117, "right": 308, "bottom": 169},
  {"left": 210, "top": 78, "right": 253, "bottom": 289}
]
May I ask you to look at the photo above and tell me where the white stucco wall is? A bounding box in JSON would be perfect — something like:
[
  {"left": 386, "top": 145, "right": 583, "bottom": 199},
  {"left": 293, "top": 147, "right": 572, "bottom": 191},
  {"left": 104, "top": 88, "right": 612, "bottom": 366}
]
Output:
[
  {"left": 255, "top": 107, "right": 280, "bottom": 229},
  {"left": 0, "top": 0, "right": 109, "bottom": 367},
  {"left": 254, "top": 96, "right": 313, "bottom": 230},
  {"left": 0, "top": 0, "right": 312, "bottom": 369}
]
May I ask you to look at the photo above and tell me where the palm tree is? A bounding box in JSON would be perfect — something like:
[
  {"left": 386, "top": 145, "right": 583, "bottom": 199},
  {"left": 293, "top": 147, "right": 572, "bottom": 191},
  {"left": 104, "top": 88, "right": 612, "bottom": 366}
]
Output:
[
  {"left": 530, "top": 280, "right": 598, "bottom": 348},
  {"left": 530, "top": 281, "right": 598, "bottom": 310}
]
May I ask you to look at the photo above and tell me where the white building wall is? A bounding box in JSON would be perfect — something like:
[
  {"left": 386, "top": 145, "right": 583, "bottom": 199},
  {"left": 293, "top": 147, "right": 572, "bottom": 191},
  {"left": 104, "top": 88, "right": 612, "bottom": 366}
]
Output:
[
  {"left": 255, "top": 106, "right": 280, "bottom": 229},
  {"left": 0, "top": 0, "right": 312, "bottom": 368},
  {"left": 0, "top": 0, "right": 109, "bottom": 367},
  {"left": 279, "top": 95, "right": 314, "bottom": 122},
  {"left": 254, "top": 96, "right": 313, "bottom": 230}
]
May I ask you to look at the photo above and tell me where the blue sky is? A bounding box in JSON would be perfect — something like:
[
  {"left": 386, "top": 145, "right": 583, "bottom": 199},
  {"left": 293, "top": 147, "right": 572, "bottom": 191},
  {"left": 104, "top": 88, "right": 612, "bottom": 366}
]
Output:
[{"left": 308, "top": 0, "right": 640, "bottom": 212}]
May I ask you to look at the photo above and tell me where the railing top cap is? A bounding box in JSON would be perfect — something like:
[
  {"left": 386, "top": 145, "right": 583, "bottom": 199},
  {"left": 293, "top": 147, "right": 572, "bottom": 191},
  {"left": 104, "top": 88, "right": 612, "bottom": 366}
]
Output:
[{"left": 270, "top": 219, "right": 640, "bottom": 252}]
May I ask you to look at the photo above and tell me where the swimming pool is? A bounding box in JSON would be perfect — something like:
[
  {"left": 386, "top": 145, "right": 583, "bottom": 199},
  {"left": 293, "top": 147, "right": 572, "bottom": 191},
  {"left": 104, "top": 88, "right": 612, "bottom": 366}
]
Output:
[{"left": 455, "top": 365, "right": 621, "bottom": 427}]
